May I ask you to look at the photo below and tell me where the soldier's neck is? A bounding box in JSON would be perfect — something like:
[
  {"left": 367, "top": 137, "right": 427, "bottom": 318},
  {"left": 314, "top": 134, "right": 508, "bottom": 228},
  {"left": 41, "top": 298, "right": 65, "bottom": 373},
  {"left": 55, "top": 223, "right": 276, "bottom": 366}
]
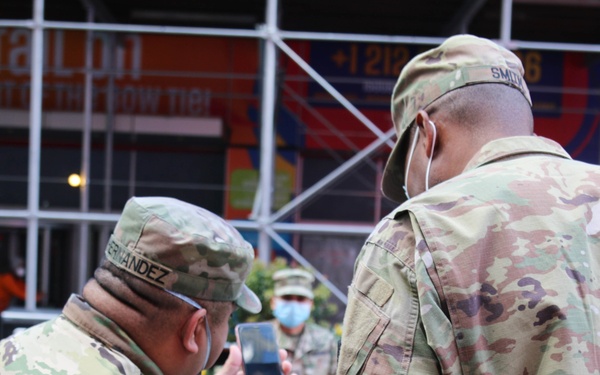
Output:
[{"left": 280, "top": 322, "right": 305, "bottom": 336}]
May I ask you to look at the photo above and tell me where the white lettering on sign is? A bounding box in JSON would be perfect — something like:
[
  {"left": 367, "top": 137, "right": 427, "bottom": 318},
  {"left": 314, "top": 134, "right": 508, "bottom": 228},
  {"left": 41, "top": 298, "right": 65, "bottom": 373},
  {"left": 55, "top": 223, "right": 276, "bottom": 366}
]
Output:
[
  {"left": 0, "top": 28, "right": 142, "bottom": 81},
  {"left": 0, "top": 29, "right": 212, "bottom": 115},
  {"left": 9, "top": 29, "right": 30, "bottom": 76},
  {"left": 0, "top": 81, "right": 212, "bottom": 115}
]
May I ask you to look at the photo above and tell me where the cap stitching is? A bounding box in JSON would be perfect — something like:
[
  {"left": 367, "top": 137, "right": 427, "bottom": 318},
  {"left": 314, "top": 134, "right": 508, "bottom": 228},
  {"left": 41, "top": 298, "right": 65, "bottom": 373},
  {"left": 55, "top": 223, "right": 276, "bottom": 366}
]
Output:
[{"left": 105, "top": 236, "right": 244, "bottom": 301}]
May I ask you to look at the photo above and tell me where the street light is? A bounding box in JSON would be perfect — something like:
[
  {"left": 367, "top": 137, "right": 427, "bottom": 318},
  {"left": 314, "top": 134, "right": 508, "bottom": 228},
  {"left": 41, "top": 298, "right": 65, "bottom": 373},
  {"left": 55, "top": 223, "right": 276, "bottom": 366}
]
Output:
[{"left": 68, "top": 173, "right": 82, "bottom": 188}]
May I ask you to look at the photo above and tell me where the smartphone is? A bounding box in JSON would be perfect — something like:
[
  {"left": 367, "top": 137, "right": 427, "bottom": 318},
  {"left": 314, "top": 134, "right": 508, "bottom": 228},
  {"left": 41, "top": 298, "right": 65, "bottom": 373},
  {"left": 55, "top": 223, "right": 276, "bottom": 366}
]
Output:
[{"left": 235, "top": 322, "right": 284, "bottom": 375}]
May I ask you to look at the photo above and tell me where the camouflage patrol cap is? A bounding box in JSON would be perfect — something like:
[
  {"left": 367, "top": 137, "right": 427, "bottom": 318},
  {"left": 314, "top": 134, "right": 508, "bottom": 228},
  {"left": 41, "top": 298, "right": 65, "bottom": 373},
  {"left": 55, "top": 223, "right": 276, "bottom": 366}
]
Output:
[
  {"left": 273, "top": 269, "right": 314, "bottom": 300},
  {"left": 382, "top": 34, "right": 532, "bottom": 203},
  {"left": 104, "top": 196, "right": 261, "bottom": 313}
]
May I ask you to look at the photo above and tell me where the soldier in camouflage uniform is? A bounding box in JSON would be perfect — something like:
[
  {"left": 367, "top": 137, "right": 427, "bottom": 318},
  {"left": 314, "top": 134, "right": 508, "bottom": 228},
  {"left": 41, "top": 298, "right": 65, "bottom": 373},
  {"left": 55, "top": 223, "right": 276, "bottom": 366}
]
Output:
[
  {"left": 270, "top": 269, "right": 338, "bottom": 375},
  {"left": 337, "top": 34, "right": 600, "bottom": 374},
  {"left": 0, "top": 196, "right": 292, "bottom": 375}
]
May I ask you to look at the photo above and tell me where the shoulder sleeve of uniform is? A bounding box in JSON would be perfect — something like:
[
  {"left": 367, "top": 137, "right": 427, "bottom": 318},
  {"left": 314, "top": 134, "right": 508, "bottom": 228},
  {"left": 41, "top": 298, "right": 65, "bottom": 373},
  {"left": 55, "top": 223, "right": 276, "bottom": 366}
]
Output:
[
  {"left": 363, "top": 210, "right": 417, "bottom": 270},
  {"left": 338, "top": 210, "right": 430, "bottom": 374}
]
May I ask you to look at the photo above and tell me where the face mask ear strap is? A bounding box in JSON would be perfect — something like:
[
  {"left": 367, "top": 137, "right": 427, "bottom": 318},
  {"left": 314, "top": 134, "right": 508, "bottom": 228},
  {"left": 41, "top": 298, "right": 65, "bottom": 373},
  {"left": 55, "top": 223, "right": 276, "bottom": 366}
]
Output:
[
  {"left": 201, "top": 313, "right": 212, "bottom": 370},
  {"left": 403, "top": 126, "right": 420, "bottom": 200},
  {"left": 425, "top": 120, "right": 437, "bottom": 191}
]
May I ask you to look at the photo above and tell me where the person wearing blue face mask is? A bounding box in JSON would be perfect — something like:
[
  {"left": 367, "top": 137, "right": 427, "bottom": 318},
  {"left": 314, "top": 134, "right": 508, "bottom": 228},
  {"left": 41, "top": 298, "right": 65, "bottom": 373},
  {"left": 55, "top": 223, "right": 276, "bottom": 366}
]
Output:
[{"left": 270, "top": 268, "right": 338, "bottom": 375}]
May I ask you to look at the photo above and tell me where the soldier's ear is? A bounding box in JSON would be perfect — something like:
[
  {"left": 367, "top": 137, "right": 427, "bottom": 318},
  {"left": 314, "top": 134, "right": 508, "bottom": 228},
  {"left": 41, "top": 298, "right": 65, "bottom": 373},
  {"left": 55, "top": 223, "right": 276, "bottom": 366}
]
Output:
[
  {"left": 182, "top": 308, "right": 206, "bottom": 353},
  {"left": 416, "top": 110, "right": 436, "bottom": 157}
]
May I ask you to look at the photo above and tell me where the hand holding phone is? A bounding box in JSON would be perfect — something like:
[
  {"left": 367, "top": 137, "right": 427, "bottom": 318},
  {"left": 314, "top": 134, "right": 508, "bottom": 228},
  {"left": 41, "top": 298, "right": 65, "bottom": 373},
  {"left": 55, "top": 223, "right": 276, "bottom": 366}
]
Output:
[{"left": 235, "top": 322, "right": 284, "bottom": 375}]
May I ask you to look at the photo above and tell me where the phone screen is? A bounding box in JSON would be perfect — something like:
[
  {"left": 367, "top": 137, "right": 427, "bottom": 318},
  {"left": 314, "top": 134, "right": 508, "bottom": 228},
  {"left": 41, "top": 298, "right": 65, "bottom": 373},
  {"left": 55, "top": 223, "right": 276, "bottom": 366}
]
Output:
[{"left": 236, "top": 322, "right": 283, "bottom": 375}]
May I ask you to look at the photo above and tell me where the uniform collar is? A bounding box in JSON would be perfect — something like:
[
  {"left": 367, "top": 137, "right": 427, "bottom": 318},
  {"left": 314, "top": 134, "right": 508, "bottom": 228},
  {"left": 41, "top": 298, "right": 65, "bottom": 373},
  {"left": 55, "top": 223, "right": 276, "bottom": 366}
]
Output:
[
  {"left": 462, "top": 136, "right": 571, "bottom": 173},
  {"left": 62, "top": 294, "right": 163, "bottom": 375}
]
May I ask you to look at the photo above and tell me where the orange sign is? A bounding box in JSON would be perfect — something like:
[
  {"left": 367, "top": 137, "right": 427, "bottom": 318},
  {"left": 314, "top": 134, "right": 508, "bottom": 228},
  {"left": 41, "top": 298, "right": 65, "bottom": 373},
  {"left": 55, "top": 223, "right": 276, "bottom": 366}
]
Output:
[{"left": 0, "top": 28, "right": 260, "bottom": 124}]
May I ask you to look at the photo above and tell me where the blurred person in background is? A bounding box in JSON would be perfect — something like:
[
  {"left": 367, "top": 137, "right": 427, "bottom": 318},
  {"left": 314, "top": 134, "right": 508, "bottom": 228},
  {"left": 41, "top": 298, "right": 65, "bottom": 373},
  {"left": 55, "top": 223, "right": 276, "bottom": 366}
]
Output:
[
  {"left": 0, "top": 261, "right": 33, "bottom": 313},
  {"left": 271, "top": 268, "right": 338, "bottom": 375}
]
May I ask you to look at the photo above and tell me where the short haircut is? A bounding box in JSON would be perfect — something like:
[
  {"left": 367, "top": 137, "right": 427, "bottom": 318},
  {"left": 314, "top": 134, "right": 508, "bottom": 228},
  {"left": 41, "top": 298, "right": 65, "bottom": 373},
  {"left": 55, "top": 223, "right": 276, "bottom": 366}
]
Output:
[{"left": 430, "top": 83, "right": 534, "bottom": 135}]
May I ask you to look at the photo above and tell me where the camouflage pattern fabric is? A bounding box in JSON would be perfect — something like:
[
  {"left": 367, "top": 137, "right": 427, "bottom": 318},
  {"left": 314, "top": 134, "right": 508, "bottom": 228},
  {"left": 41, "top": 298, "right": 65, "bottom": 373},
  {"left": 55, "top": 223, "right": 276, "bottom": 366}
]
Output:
[
  {"left": 105, "top": 196, "right": 261, "bottom": 313},
  {"left": 338, "top": 136, "right": 600, "bottom": 374},
  {"left": 0, "top": 294, "right": 157, "bottom": 374},
  {"left": 273, "top": 269, "right": 315, "bottom": 299},
  {"left": 273, "top": 320, "right": 338, "bottom": 375}
]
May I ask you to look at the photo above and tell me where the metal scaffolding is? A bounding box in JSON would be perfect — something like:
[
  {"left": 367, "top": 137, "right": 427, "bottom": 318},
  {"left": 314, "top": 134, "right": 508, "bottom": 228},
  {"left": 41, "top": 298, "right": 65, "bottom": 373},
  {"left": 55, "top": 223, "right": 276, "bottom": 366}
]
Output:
[{"left": 1, "top": 0, "right": 600, "bottom": 310}]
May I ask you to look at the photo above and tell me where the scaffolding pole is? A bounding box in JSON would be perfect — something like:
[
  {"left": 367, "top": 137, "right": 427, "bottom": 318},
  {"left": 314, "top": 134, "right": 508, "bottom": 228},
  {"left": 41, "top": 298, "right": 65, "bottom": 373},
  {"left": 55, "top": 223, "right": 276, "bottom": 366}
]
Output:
[
  {"left": 256, "top": 0, "right": 279, "bottom": 263},
  {"left": 24, "top": 0, "right": 45, "bottom": 310},
  {"left": 76, "top": 6, "right": 94, "bottom": 292}
]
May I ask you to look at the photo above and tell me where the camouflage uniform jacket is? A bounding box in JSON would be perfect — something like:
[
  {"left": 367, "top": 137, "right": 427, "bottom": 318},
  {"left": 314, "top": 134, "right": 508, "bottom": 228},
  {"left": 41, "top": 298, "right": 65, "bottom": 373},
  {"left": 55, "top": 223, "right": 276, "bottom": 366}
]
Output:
[
  {"left": 273, "top": 320, "right": 338, "bottom": 375},
  {"left": 338, "top": 136, "right": 600, "bottom": 374},
  {"left": 0, "top": 294, "right": 161, "bottom": 374}
]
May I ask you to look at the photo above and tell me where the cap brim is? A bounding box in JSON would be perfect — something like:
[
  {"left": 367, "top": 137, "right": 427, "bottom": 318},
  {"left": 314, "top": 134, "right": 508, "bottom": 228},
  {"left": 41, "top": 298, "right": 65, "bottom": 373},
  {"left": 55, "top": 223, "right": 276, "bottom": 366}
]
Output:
[
  {"left": 381, "top": 134, "right": 409, "bottom": 204},
  {"left": 235, "top": 284, "right": 262, "bottom": 314}
]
